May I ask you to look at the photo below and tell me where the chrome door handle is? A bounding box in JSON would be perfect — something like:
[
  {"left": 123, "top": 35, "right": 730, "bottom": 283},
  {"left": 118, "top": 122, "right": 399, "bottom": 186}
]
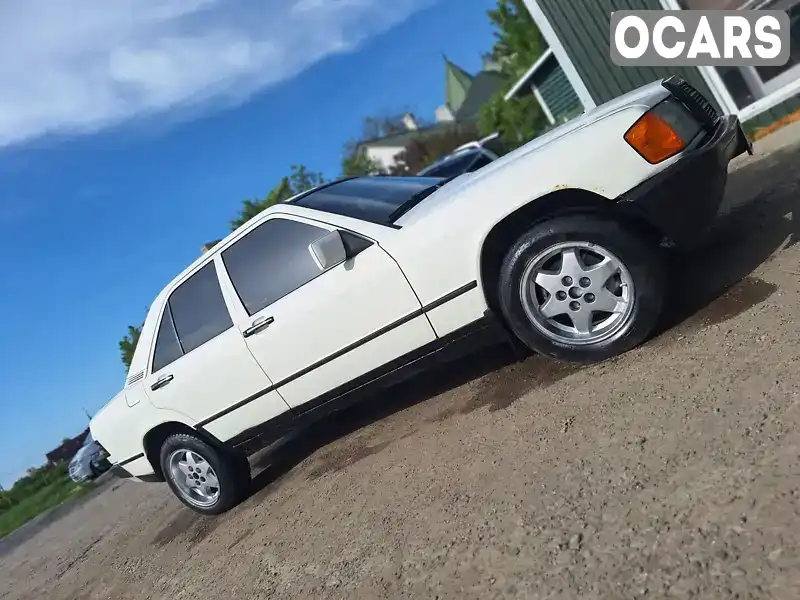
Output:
[
  {"left": 151, "top": 373, "right": 173, "bottom": 391},
  {"left": 243, "top": 316, "right": 274, "bottom": 338}
]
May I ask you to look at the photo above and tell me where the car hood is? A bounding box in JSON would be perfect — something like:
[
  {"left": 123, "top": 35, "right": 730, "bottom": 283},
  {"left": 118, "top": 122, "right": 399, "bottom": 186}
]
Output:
[
  {"left": 502, "top": 80, "right": 671, "bottom": 157},
  {"left": 394, "top": 80, "right": 671, "bottom": 227}
]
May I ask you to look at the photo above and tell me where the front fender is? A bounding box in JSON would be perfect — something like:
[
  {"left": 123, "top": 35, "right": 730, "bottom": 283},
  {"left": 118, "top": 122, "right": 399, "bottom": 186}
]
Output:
[{"left": 383, "top": 105, "right": 672, "bottom": 338}]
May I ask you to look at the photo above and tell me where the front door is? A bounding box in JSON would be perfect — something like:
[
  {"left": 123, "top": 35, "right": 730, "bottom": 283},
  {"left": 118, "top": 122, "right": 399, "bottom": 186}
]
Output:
[
  {"left": 143, "top": 260, "right": 291, "bottom": 442},
  {"left": 216, "top": 214, "right": 436, "bottom": 409}
]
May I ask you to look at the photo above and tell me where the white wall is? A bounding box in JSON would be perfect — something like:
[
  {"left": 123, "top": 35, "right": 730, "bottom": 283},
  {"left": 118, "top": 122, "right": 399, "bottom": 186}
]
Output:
[
  {"left": 364, "top": 145, "right": 405, "bottom": 171},
  {"left": 435, "top": 104, "right": 455, "bottom": 123}
]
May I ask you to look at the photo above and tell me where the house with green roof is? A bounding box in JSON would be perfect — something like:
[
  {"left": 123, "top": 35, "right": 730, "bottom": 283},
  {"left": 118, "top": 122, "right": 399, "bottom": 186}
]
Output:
[
  {"left": 435, "top": 58, "right": 505, "bottom": 123},
  {"left": 358, "top": 58, "right": 505, "bottom": 171}
]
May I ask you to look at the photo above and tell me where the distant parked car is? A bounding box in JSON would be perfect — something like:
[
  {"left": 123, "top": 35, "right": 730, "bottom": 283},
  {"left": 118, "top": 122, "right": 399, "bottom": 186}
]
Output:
[
  {"left": 68, "top": 432, "right": 110, "bottom": 483},
  {"left": 417, "top": 133, "right": 505, "bottom": 178}
]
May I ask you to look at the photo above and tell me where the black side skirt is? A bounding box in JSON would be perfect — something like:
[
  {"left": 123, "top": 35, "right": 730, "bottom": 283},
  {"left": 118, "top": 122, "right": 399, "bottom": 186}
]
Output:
[{"left": 215, "top": 314, "right": 508, "bottom": 454}]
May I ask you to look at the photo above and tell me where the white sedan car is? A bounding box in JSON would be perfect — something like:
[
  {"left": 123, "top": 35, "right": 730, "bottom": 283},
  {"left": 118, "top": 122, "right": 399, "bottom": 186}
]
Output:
[{"left": 91, "top": 77, "right": 752, "bottom": 514}]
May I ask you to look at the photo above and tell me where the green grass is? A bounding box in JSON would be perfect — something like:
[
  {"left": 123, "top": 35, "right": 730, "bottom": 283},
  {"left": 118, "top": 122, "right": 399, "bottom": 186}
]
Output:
[{"left": 0, "top": 475, "right": 92, "bottom": 539}]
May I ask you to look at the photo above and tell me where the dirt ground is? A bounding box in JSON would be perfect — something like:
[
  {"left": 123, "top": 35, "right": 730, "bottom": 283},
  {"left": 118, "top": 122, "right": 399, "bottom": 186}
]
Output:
[{"left": 4, "top": 132, "right": 800, "bottom": 600}]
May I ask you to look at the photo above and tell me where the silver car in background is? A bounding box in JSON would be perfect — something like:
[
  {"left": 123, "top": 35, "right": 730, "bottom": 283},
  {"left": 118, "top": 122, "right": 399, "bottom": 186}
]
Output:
[
  {"left": 416, "top": 133, "right": 506, "bottom": 178},
  {"left": 68, "top": 432, "right": 110, "bottom": 483}
]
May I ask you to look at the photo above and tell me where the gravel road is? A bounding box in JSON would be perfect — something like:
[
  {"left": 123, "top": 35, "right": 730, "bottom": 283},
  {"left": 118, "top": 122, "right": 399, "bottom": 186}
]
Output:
[{"left": 3, "top": 134, "right": 800, "bottom": 600}]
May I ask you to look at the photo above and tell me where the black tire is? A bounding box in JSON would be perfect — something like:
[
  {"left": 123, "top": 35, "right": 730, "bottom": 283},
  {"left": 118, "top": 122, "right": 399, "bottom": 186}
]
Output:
[
  {"left": 159, "top": 432, "right": 251, "bottom": 515},
  {"left": 497, "top": 214, "right": 665, "bottom": 363}
]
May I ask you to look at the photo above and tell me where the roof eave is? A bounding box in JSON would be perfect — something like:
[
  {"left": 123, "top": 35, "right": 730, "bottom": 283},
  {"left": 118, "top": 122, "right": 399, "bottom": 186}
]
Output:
[{"left": 503, "top": 48, "right": 554, "bottom": 101}]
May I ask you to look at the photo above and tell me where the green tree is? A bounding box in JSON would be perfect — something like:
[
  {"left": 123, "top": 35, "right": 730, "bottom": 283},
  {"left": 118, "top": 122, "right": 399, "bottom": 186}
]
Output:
[
  {"left": 119, "top": 324, "right": 142, "bottom": 371},
  {"left": 360, "top": 113, "right": 417, "bottom": 140},
  {"left": 341, "top": 145, "right": 385, "bottom": 177},
  {"left": 340, "top": 112, "right": 424, "bottom": 177},
  {"left": 230, "top": 165, "right": 324, "bottom": 231},
  {"left": 485, "top": 0, "right": 546, "bottom": 81},
  {"left": 288, "top": 164, "right": 326, "bottom": 193},
  {"left": 230, "top": 177, "right": 292, "bottom": 230},
  {"left": 478, "top": 93, "right": 546, "bottom": 147},
  {"left": 389, "top": 124, "right": 481, "bottom": 175},
  {"left": 0, "top": 488, "right": 11, "bottom": 510},
  {"left": 478, "top": 0, "right": 547, "bottom": 148},
  {"left": 229, "top": 199, "right": 267, "bottom": 230}
]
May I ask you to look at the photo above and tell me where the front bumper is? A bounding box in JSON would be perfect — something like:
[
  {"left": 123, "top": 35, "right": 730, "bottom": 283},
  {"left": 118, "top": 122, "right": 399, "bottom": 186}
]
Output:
[{"left": 616, "top": 113, "right": 752, "bottom": 248}]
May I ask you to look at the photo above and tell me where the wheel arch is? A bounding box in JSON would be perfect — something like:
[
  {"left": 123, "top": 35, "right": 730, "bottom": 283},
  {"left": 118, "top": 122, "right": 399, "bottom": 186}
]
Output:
[
  {"left": 477, "top": 188, "right": 662, "bottom": 320},
  {"left": 142, "top": 421, "right": 226, "bottom": 482}
]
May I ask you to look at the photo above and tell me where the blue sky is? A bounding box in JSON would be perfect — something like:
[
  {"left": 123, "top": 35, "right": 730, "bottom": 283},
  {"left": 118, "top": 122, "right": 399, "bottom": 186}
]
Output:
[{"left": 0, "top": 0, "right": 499, "bottom": 486}]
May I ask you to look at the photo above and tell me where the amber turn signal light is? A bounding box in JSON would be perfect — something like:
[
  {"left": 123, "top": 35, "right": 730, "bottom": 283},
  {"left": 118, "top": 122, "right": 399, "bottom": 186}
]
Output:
[{"left": 624, "top": 111, "right": 686, "bottom": 164}]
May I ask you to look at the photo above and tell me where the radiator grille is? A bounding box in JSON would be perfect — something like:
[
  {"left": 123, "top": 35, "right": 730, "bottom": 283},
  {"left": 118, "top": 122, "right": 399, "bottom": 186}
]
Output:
[{"left": 662, "top": 76, "right": 719, "bottom": 128}]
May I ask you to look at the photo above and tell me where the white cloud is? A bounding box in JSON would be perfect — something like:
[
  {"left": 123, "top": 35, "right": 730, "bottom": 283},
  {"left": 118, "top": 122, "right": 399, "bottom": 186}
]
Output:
[{"left": 0, "top": 0, "right": 432, "bottom": 147}]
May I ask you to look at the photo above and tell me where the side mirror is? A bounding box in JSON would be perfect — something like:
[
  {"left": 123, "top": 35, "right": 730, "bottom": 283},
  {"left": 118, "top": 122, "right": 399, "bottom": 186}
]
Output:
[{"left": 308, "top": 230, "right": 347, "bottom": 272}]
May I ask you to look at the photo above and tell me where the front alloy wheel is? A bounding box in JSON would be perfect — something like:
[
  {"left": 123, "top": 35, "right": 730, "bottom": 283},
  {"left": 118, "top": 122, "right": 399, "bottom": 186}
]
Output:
[
  {"left": 497, "top": 215, "right": 665, "bottom": 363},
  {"left": 519, "top": 242, "right": 635, "bottom": 346}
]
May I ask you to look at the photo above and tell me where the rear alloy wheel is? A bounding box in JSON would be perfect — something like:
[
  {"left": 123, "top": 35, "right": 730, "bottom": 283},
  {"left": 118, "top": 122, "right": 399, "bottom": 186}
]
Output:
[
  {"left": 160, "top": 433, "right": 250, "bottom": 515},
  {"left": 498, "top": 215, "right": 665, "bottom": 363},
  {"left": 168, "top": 449, "right": 220, "bottom": 508}
]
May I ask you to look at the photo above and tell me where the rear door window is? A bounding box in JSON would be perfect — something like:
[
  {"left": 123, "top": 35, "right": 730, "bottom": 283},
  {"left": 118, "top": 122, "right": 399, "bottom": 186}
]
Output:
[{"left": 150, "top": 262, "right": 233, "bottom": 371}]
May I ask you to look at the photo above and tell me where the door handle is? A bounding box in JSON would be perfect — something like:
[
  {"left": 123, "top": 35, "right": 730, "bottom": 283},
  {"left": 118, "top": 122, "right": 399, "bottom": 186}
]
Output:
[
  {"left": 151, "top": 373, "right": 173, "bottom": 391},
  {"left": 243, "top": 316, "right": 274, "bottom": 338}
]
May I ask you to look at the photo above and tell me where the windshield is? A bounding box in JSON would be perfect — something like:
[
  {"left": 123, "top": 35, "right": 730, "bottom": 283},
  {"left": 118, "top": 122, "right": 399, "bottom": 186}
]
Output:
[
  {"left": 291, "top": 176, "right": 444, "bottom": 225},
  {"left": 83, "top": 432, "right": 94, "bottom": 447}
]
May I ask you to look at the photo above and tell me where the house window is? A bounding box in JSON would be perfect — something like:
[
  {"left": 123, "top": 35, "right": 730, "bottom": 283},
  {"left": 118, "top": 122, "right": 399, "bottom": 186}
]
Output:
[
  {"left": 677, "top": 0, "right": 800, "bottom": 108},
  {"left": 753, "top": 1, "right": 800, "bottom": 90}
]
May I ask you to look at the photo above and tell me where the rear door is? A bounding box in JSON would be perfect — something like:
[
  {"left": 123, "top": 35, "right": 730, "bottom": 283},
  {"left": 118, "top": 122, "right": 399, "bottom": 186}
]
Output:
[
  {"left": 143, "top": 260, "right": 291, "bottom": 442},
  {"left": 216, "top": 213, "right": 436, "bottom": 410}
]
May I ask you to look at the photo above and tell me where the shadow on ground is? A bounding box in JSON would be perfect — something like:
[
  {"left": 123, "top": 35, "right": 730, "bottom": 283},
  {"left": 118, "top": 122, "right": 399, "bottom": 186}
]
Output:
[{"left": 245, "top": 343, "right": 522, "bottom": 498}]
